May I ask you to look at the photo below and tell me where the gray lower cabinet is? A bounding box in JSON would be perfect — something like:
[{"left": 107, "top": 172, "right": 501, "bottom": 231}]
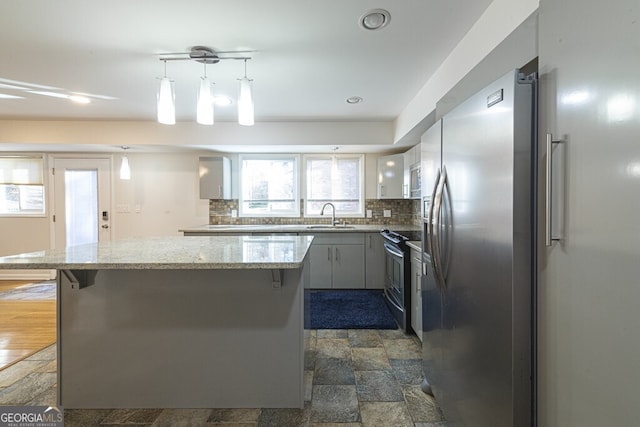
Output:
[
  {"left": 410, "top": 247, "right": 422, "bottom": 340},
  {"left": 365, "top": 233, "right": 385, "bottom": 289},
  {"left": 305, "top": 233, "right": 365, "bottom": 289}
]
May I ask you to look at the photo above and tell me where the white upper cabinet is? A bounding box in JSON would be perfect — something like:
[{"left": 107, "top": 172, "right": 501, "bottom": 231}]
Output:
[{"left": 377, "top": 153, "right": 404, "bottom": 199}]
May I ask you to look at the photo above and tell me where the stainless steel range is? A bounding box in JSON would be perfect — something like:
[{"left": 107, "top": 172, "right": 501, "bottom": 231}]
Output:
[{"left": 380, "top": 229, "right": 411, "bottom": 332}]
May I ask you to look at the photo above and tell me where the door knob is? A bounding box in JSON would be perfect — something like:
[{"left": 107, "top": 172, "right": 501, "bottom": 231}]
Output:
[{"left": 101, "top": 224, "right": 109, "bottom": 229}]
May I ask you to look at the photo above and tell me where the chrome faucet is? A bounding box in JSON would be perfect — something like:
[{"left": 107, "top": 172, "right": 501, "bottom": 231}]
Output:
[{"left": 320, "top": 202, "right": 339, "bottom": 226}]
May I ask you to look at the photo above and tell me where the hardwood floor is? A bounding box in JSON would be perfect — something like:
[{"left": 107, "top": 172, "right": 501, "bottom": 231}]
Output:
[{"left": 0, "top": 280, "right": 56, "bottom": 371}]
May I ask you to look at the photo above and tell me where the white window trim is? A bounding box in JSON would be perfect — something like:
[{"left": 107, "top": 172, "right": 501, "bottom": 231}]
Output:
[
  {"left": 303, "top": 154, "right": 365, "bottom": 218},
  {"left": 238, "top": 154, "right": 301, "bottom": 218},
  {"left": 0, "top": 154, "right": 48, "bottom": 218}
]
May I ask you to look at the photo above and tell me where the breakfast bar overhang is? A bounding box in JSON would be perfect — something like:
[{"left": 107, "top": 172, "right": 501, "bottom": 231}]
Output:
[{"left": 0, "top": 235, "right": 313, "bottom": 409}]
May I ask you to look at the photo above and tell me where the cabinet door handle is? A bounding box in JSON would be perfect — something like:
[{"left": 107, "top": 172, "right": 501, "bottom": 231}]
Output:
[
  {"left": 327, "top": 247, "right": 331, "bottom": 261},
  {"left": 368, "top": 235, "right": 372, "bottom": 248},
  {"left": 335, "top": 247, "right": 339, "bottom": 262}
]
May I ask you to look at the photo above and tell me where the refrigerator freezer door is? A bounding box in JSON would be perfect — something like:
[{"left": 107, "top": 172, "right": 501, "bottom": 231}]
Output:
[
  {"left": 537, "top": 0, "right": 640, "bottom": 425},
  {"left": 428, "top": 70, "right": 534, "bottom": 426}
]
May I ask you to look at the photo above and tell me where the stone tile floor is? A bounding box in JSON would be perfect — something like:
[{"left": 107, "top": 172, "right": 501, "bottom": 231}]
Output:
[{"left": 0, "top": 329, "right": 446, "bottom": 426}]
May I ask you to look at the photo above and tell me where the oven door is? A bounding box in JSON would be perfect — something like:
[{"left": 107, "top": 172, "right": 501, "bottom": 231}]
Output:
[{"left": 383, "top": 241, "right": 406, "bottom": 330}]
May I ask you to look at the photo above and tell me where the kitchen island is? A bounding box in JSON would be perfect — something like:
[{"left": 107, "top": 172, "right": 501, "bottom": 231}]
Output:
[{"left": 0, "top": 235, "right": 313, "bottom": 409}]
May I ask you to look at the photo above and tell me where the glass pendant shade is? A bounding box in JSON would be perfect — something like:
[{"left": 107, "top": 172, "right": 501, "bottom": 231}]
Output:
[
  {"left": 120, "top": 156, "right": 131, "bottom": 180},
  {"left": 238, "top": 77, "right": 254, "bottom": 126},
  {"left": 157, "top": 77, "right": 175, "bottom": 125},
  {"left": 196, "top": 76, "right": 214, "bottom": 125}
]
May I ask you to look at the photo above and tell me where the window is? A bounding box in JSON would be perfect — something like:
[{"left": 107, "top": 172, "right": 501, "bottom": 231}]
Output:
[
  {"left": 0, "top": 156, "right": 45, "bottom": 216},
  {"left": 239, "top": 155, "right": 300, "bottom": 217},
  {"left": 305, "top": 155, "right": 364, "bottom": 217}
]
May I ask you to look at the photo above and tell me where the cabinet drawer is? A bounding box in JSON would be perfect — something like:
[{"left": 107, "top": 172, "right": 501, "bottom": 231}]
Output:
[{"left": 302, "top": 233, "right": 364, "bottom": 245}]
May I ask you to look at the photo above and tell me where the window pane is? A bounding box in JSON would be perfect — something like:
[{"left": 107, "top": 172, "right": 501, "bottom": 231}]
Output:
[
  {"left": 0, "top": 156, "right": 45, "bottom": 215},
  {"left": 240, "top": 156, "right": 299, "bottom": 216},
  {"left": 305, "top": 155, "right": 363, "bottom": 216},
  {"left": 0, "top": 184, "right": 45, "bottom": 214},
  {"left": 65, "top": 170, "right": 98, "bottom": 247}
]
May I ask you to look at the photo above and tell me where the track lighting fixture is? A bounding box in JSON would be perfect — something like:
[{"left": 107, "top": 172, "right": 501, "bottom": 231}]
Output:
[
  {"left": 237, "top": 59, "right": 254, "bottom": 126},
  {"left": 196, "top": 63, "right": 214, "bottom": 125},
  {"left": 157, "top": 60, "right": 175, "bottom": 125},
  {"left": 157, "top": 46, "right": 254, "bottom": 126}
]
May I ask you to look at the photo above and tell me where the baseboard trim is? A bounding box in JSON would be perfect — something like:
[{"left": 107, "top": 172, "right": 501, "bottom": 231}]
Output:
[{"left": 0, "top": 270, "right": 56, "bottom": 280}]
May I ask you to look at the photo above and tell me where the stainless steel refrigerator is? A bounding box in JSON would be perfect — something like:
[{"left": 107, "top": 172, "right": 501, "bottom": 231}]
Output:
[{"left": 421, "top": 69, "right": 536, "bottom": 426}]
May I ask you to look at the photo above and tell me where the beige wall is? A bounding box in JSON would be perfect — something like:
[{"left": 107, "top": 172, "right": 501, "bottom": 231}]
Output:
[
  {"left": 0, "top": 149, "right": 397, "bottom": 278},
  {"left": 112, "top": 153, "right": 209, "bottom": 239}
]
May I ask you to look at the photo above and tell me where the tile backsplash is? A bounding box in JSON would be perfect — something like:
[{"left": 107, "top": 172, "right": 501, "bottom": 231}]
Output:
[{"left": 208, "top": 199, "right": 421, "bottom": 227}]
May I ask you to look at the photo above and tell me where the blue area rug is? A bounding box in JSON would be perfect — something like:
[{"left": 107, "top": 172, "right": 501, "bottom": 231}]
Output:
[{"left": 310, "top": 290, "right": 398, "bottom": 329}]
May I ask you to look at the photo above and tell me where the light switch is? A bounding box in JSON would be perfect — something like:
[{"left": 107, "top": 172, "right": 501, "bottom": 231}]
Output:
[
  {"left": 366, "top": 209, "right": 373, "bottom": 218},
  {"left": 231, "top": 209, "right": 238, "bottom": 218},
  {"left": 383, "top": 209, "right": 391, "bottom": 217}
]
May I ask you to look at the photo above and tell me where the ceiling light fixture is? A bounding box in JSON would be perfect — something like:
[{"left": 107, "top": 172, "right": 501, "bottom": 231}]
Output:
[
  {"left": 346, "top": 96, "right": 363, "bottom": 104},
  {"left": 158, "top": 46, "right": 254, "bottom": 126},
  {"left": 196, "top": 63, "right": 214, "bottom": 125},
  {"left": 359, "top": 9, "right": 391, "bottom": 30},
  {"left": 237, "top": 59, "right": 254, "bottom": 126},
  {"left": 69, "top": 95, "right": 91, "bottom": 104},
  {"left": 157, "top": 60, "right": 176, "bottom": 125},
  {"left": 120, "top": 146, "right": 131, "bottom": 180}
]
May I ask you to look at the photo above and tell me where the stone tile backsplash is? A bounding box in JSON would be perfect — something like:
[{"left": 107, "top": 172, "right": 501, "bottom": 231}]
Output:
[{"left": 208, "top": 199, "right": 421, "bottom": 227}]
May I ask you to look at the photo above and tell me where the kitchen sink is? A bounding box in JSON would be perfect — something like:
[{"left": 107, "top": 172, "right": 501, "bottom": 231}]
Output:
[{"left": 306, "top": 225, "right": 356, "bottom": 229}]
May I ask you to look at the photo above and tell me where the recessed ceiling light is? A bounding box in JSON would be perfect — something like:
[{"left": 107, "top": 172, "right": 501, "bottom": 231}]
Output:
[
  {"left": 346, "top": 96, "right": 363, "bottom": 104},
  {"left": 359, "top": 9, "right": 391, "bottom": 30}
]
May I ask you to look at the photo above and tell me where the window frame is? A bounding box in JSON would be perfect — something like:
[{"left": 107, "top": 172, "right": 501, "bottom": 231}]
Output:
[
  {"left": 238, "top": 153, "right": 301, "bottom": 218},
  {"left": 303, "top": 154, "right": 365, "bottom": 218},
  {"left": 0, "top": 154, "right": 47, "bottom": 218}
]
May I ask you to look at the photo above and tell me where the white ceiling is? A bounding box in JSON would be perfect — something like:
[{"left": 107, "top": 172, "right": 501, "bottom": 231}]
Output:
[{"left": 0, "top": 0, "right": 492, "bottom": 152}]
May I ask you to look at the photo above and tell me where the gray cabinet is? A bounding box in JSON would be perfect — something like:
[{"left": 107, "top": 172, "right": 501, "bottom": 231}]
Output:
[
  {"left": 365, "top": 233, "right": 385, "bottom": 289},
  {"left": 377, "top": 153, "right": 404, "bottom": 199},
  {"left": 409, "top": 247, "right": 422, "bottom": 340},
  {"left": 199, "top": 156, "right": 231, "bottom": 199},
  {"left": 305, "top": 233, "right": 365, "bottom": 289}
]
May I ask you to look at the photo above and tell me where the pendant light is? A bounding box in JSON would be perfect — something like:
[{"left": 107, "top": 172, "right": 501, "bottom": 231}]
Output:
[
  {"left": 196, "top": 63, "right": 214, "bottom": 125},
  {"left": 157, "top": 60, "right": 175, "bottom": 125},
  {"left": 120, "top": 146, "right": 131, "bottom": 180},
  {"left": 237, "top": 59, "right": 254, "bottom": 126}
]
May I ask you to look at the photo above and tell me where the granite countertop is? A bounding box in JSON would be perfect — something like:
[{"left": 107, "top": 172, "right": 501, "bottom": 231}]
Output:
[
  {"left": 0, "top": 235, "right": 314, "bottom": 270},
  {"left": 179, "top": 224, "right": 420, "bottom": 234}
]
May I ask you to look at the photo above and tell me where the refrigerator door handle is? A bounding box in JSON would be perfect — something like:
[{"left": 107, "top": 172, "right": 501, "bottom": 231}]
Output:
[
  {"left": 545, "top": 133, "right": 564, "bottom": 246},
  {"left": 432, "top": 166, "right": 448, "bottom": 290},
  {"left": 427, "top": 168, "right": 441, "bottom": 286}
]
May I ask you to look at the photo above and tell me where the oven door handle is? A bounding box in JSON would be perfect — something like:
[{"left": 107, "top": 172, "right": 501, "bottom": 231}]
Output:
[{"left": 383, "top": 242, "right": 405, "bottom": 258}]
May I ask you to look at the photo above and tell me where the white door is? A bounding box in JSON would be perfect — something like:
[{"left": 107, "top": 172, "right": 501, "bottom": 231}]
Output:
[{"left": 53, "top": 158, "right": 111, "bottom": 249}]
